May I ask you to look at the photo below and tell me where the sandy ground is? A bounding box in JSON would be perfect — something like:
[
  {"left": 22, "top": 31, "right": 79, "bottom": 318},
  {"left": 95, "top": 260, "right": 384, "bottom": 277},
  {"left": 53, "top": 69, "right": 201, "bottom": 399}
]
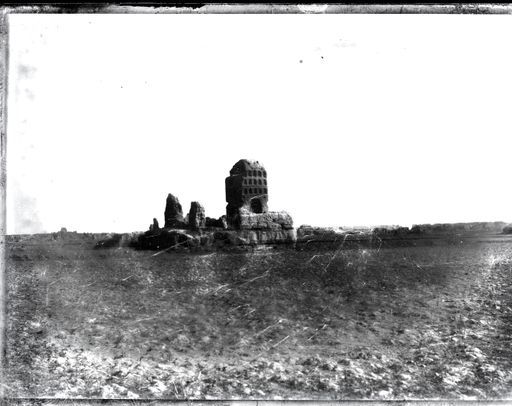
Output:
[{"left": 5, "top": 234, "right": 512, "bottom": 399}]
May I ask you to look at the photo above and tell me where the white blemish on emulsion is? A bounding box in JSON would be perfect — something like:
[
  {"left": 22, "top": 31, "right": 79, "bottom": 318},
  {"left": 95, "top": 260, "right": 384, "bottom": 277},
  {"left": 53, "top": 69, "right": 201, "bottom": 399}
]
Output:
[{"left": 297, "top": 4, "right": 329, "bottom": 13}]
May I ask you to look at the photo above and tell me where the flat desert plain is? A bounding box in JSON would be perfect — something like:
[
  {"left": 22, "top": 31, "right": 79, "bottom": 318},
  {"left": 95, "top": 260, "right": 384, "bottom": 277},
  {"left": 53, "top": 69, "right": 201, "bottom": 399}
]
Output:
[{"left": 5, "top": 233, "right": 512, "bottom": 400}]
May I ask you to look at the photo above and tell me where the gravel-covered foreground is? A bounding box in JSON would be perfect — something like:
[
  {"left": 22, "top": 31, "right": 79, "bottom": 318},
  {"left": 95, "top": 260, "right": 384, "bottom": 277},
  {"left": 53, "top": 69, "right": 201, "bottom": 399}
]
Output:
[{"left": 5, "top": 234, "right": 512, "bottom": 399}]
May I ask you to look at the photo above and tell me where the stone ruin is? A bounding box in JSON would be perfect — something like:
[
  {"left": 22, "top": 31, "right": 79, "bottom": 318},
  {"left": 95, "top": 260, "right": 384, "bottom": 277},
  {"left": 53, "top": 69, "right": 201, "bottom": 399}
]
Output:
[
  {"left": 226, "top": 159, "right": 269, "bottom": 219},
  {"left": 139, "top": 159, "right": 295, "bottom": 248},
  {"left": 164, "top": 194, "right": 186, "bottom": 228},
  {"left": 188, "top": 201, "right": 206, "bottom": 230},
  {"left": 160, "top": 193, "right": 226, "bottom": 231},
  {"left": 225, "top": 159, "right": 293, "bottom": 231}
]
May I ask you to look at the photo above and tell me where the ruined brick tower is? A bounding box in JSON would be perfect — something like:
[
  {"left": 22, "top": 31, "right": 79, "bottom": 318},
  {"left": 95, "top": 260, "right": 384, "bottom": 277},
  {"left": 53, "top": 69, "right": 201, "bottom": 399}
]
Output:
[
  {"left": 225, "top": 159, "right": 269, "bottom": 222},
  {"left": 138, "top": 158, "right": 295, "bottom": 248},
  {"left": 225, "top": 159, "right": 293, "bottom": 232}
]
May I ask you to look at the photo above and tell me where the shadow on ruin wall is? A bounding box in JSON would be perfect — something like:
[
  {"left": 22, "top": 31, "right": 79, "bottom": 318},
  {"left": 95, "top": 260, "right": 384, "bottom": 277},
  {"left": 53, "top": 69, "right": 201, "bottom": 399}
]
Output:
[{"left": 136, "top": 159, "right": 296, "bottom": 251}]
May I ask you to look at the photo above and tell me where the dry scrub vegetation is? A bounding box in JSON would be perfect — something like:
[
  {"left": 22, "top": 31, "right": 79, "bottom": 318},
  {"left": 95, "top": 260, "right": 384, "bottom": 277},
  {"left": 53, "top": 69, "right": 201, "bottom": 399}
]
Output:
[{"left": 5, "top": 236, "right": 512, "bottom": 399}]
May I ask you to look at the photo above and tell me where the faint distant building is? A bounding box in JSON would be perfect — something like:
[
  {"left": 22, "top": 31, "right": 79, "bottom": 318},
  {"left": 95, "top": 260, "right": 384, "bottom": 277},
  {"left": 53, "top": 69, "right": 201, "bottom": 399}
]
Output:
[{"left": 225, "top": 159, "right": 269, "bottom": 220}]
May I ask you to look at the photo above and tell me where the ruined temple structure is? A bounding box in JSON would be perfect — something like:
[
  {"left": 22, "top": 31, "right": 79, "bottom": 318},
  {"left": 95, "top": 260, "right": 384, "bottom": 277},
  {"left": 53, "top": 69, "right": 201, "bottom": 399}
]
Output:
[
  {"left": 140, "top": 159, "right": 295, "bottom": 248},
  {"left": 225, "top": 159, "right": 294, "bottom": 231},
  {"left": 226, "top": 159, "right": 268, "bottom": 219}
]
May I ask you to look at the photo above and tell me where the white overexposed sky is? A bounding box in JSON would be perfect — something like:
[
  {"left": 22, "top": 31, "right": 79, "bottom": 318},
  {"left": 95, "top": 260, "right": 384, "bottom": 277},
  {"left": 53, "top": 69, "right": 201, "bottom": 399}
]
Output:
[{"left": 6, "top": 13, "right": 512, "bottom": 234}]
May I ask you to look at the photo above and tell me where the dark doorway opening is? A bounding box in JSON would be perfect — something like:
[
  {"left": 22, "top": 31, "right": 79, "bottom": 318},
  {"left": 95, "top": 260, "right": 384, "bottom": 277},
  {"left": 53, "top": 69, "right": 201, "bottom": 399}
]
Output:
[{"left": 250, "top": 198, "right": 263, "bottom": 214}]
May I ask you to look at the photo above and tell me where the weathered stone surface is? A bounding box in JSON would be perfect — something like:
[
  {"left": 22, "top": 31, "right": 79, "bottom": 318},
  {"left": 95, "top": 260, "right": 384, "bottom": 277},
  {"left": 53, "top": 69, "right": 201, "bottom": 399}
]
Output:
[
  {"left": 164, "top": 193, "right": 186, "bottom": 228},
  {"left": 225, "top": 159, "right": 269, "bottom": 225},
  {"left": 239, "top": 214, "right": 281, "bottom": 230},
  {"left": 234, "top": 210, "right": 293, "bottom": 231},
  {"left": 205, "top": 216, "right": 228, "bottom": 229},
  {"left": 149, "top": 218, "right": 160, "bottom": 232},
  {"left": 122, "top": 226, "right": 298, "bottom": 250},
  {"left": 188, "top": 201, "right": 206, "bottom": 230},
  {"left": 213, "top": 229, "right": 296, "bottom": 246},
  {"left": 272, "top": 211, "right": 294, "bottom": 230},
  {"left": 243, "top": 229, "right": 296, "bottom": 244},
  {"left": 137, "top": 229, "right": 200, "bottom": 250},
  {"left": 224, "top": 159, "right": 294, "bottom": 233},
  {"left": 296, "top": 226, "right": 340, "bottom": 241}
]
